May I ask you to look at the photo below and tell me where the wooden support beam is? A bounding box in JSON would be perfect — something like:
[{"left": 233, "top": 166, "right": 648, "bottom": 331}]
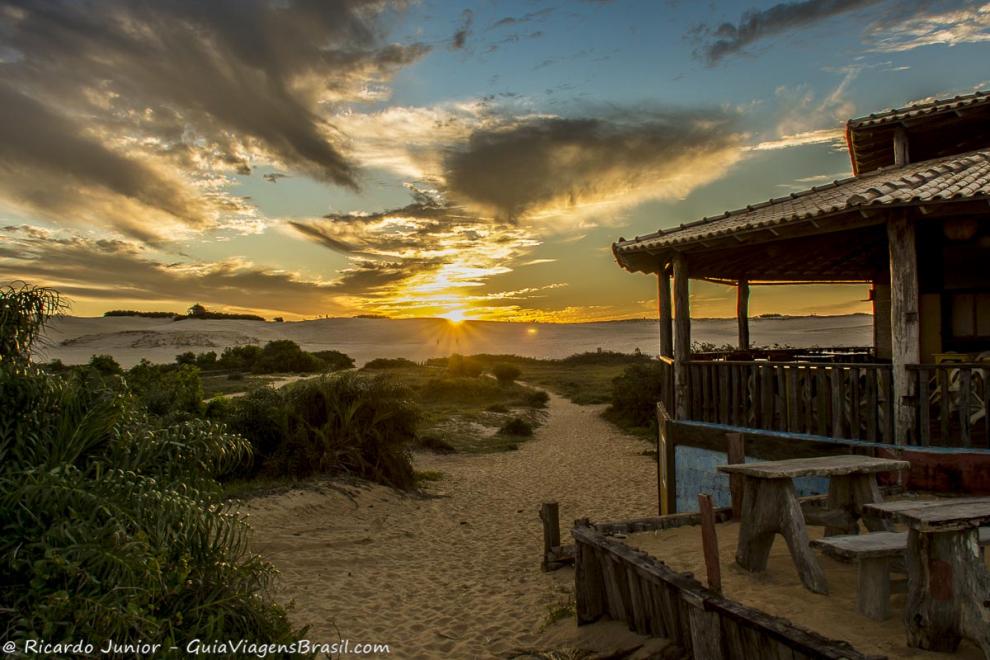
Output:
[
  {"left": 887, "top": 214, "right": 920, "bottom": 445},
  {"left": 540, "top": 501, "right": 561, "bottom": 571},
  {"left": 737, "top": 278, "right": 750, "bottom": 350},
  {"left": 658, "top": 262, "right": 673, "bottom": 358},
  {"left": 673, "top": 253, "right": 691, "bottom": 419},
  {"left": 893, "top": 127, "right": 910, "bottom": 166}
]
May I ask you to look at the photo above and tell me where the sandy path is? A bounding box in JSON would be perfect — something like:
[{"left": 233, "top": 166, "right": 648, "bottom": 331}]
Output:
[{"left": 243, "top": 393, "right": 657, "bottom": 658}]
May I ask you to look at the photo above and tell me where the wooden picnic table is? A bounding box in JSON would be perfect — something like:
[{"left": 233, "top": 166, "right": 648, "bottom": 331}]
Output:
[
  {"left": 864, "top": 497, "right": 990, "bottom": 656},
  {"left": 718, "top": 455, "right": 910, "bottom": 594}
]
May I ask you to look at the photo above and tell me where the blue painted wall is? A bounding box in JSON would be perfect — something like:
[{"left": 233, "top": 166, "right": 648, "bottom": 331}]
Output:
[{"left": 675, "top": 445, "right": 830, "bottom": 512}]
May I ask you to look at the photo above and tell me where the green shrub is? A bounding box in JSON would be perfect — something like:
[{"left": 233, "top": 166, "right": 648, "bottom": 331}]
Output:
[
  {"left": 363, "top": 357, "right": 416, "bottom": 369},
  {"left": 195, "top": 351, "right": 218, "bottom": 369},
  {"left": 0, "top": 283, "right": 298, "bottom": 651},
  {"left": 175, "top": 351, "right": 197, "bottom": 365},
  {"left": 125, "top": 360, "right": 204, "bottom": 417},
  {"left": 310, "top": 349, "right": 354, "bottom": 371},
  {"left": 252, "top": 340, "right": 323, "bottom": 374},
  {"left": 498, "top": 417, "right": 534, "bottom": 437},
  {"left": 222, "top": 387, "right": 288, "bottom": 476},
  {"left": 446, "top": 353, "right": 482, "bottom": 377},
  {"left": 416, "top": 434, "right": 456, "bottom": 454},
  {"left": 88, "top": 353, "right": 122, "bottom": 376},
  {"left": 277, "top": 374, "right": 418, "bottom": 488},
  {"left": 604, "top": 362, "right": 666, "bottom": 432},
  {"left": 218, "top": 344, "right": 262, "bottom": 371},
  {"left": 492, "top": 363, "right": 522, "bottom": 384},
  {"left": 517, "top": 389, "right": 550, "bottom": 408}
]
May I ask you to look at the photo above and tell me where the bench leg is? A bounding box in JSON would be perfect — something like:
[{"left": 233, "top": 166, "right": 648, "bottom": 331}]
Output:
[
  {"left": 736, "top": 477, "right": 776, "bottom": 573},
  {"left": 858, "top": 557, "right": 891, "bottom": 621},
  {"left": 825, "top": 476, "right": 860, "bottom": 536},
  {"left": 736, "top": 477, "right": 828, "bottom": 594},
  {"left": 849, "top": 474, "right": 895, "bottom": 533},
  {"left": 904, "top": 527, "right": 990, "bottom": 654}
]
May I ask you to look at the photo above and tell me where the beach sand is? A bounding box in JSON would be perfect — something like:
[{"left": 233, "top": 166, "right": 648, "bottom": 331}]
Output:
[
  {"left": 626, "top": 523, "right": 988, "bottom": 659},
  {"left": 242, "top": 392, "right": 663, "bottom": 659}
]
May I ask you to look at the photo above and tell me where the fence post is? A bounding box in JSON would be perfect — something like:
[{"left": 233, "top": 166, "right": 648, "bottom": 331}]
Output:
[
  {"left": 726, "top": 433, "right": 745, "bottom": 520},
  {"left": 540, "top": 501, "right": 561, "bottom": 571},
  {"left": 657, "top": 402, "right": 677, "bottom": 514}
]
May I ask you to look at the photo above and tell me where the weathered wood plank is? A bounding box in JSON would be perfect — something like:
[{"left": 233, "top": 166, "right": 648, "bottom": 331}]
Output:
[
  {"left": 540, "top": 501, "right": 562, "bottom": 571},
  {"left": 658, "top": 265, "right": 673, "bottom": 358},
  {"left": 815, "top": 369, "right": 828, "bottom": 437},
  {"left": 916, "top": 367, "right": 930, "bottom": 447},
  {"left": 718, "top": 454, "right": 909, "bottom": 479},
  {"left": 785, "top": 366, "right": 800, "bottom": 432},
  {"left": 673, "top": 253, "right": 691, "bottom": 420},
  {"left": 887, "top": 213, "right": 920, "bottom": 446},
  {"left": 865, "top": 497, "right": 990, "bottom": 532},
  {"left": 761, "top": 364, "right": 775, "bottom": 430},
  {"left": 574, "top": 536, "right": 605, "bottom": 623},
  {"left": 849, "top": 367, "right": 861, "bottom": 439},
  {"left": 831, "top": 366, "right": 844, "bottom": 440},
  {"left": 959, "top": 367, "right": 972, "bottom": 448},
  {"left": 881, "top": 367, "right": 895, "bottom": 445},
  {"left": 811, "top": 531, "right": 908, "bottom": 560},
  {"left": 698, "top": 493, "right": 722, "bottom": 594},
  {"left": 687, "top": 600, "right": 723, "bottom": 660},
  {"left": 866, "top": 368, "right": 878, "bottom": 441}
]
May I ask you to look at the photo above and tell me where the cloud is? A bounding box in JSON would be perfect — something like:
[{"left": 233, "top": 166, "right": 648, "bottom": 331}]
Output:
[
  {"left": 866, "top": 2, "right": 990, "bottom": 51},
  {"left": 0, "top": 226, "right": 356, "bottom": 317},
  {"left": 693, "top": 0, "right": 885, "bottom": 64},
  {"left": 442, "top": 111, "right": 745, "bottom": 221},
  {"left": 751, "top": 128, "right": 847, "bottom": 150},
  {"left": 288, "top": 187, "right": 543, "bottom": 317},
  {"left": 451, "top": 9, "right": 474, "bottom": 49},
  {"left": 0, "top": 0, "right": 428, "bottom": 241},
  {"left": 490, "top": 8, "right": 556, "bottom": 29}
]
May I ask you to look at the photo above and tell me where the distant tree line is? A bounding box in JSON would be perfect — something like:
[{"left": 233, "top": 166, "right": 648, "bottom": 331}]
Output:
[
  {"left": 103, "top": 303, "right": 265, "bottom": 322},
  {"left": 175, "top": 340, "right": 354, "bottom": 374}
]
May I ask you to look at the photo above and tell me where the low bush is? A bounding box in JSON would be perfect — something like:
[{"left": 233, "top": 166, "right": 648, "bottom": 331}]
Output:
[
  {"left": 363, "top": 357, "right": 417, "bottom": 369},
  {"left": 216, "top": 373, "right": 419, "bottom": 489},
  {"left": 446, "top": 353, "right": 482, "bottom": 377},
  {"left": 125, "top": 360, "right": 204, "bottom": 418},
  {"left": 416, "top": 434, "right": 456, "bottom": 454},
  {"left": 492, "top": 363, "right": 522, "bottom": 384},
  {"left": 311, "top": 349, "right": 355, "bottom": 371},
  {"left": 517, "top": 389, "right": 550, "bottom": 408},
  {"left": 486, "top": 403, "right": 509, "bottom": 413},
  {"left": 498, "top": 417, "right": 534, "bottom": 437},
  {"left": 603, "top": 362, "right": 666, "bottom": 433},
  {"left": 88, "top": 353, "right": 122, "bottom": 375}
]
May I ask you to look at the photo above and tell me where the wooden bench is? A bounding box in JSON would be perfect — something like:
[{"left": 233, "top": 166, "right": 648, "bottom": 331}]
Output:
[
  {"left": 718, "top": 455, "right": 909, "bottom": 595},
  {"left": 812, "top": 528, "right": 990, "bottom": 621}
]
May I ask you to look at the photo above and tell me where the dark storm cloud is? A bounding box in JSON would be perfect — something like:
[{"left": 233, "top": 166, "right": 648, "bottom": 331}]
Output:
[
  {"left": 693, "top": 0, "right": 885, "bottom": 64},
  {"left": 442, "top": 111, "right": 743, "bottom": 221},
  {"left": 0, "top": 0, "right": 428, "bottom": 237}
]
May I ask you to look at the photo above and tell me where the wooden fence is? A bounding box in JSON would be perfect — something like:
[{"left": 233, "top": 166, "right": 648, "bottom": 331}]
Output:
[
  {"left": 908, "top": 363, "right": 989, "bottom": 448},
  {"left": 573, "top": 515, "right": 880, "bottom": 660},
  {"left": 682, "top": 361, "right": 896, "bottom": 444}
]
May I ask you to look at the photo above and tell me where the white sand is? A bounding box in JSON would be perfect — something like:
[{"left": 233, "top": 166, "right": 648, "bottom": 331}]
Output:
[
  {"left": 242, "top": 393, "right": 661, "bottom": 659},
  {"left": 38, "top": 314, "right": 873, "bottom": 368}
]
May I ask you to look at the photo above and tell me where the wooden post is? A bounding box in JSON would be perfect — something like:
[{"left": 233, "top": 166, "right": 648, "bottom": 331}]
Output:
[
  {"left": 673, "top": 253, "right": 691, "bottom": 419},
  {"left": 658, "top": 263, "right": 673, "bottom": 358},
  {"left": 887, "top": 214, "right": 920, "bottom": 445},
  {"left": 737, "top": 277, "right": 750, "bottom": 350},
  {"left": 893, "top": 127, "right": 909, "bottom": 166},
  {"left": 726, "top": 433, "right": 745, "bottom": 520},
  {"left": 698, "top": 493, "right": 722, "bottom": 594},
  {"left": 657, "top": 402, "right": 677, "bottom": 515},
  {"left": 540, "top": 501, "right": 561, "bottom": 571}
]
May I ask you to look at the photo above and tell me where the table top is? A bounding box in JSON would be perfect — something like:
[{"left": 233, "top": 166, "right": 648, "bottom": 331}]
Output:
[
  {"left": 864, "top": 497, "right": 990, "bottom": 532},
  {"left": 717, "top": 454, "right": 910, "bottom": 479}
]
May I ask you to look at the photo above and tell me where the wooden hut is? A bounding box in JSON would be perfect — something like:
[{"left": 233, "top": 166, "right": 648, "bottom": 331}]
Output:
[{"left": 613, "top": 92, "right": 990, "bottom": 456}]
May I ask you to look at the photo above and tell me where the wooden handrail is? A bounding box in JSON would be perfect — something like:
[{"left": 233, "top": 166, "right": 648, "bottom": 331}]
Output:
[
  {"left": 907, "top": 362, "right": 990, "bottom": 370},
  {"left": 686, "top": 359, "right": 891, "bottom": 369}
]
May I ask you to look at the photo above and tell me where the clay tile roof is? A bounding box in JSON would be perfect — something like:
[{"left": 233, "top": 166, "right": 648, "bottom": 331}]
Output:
[
  {"left": 846, "top": 90, "right": 990, "bottom": 129},
  {"left": 613, "top": 150, "right": 990, "bottom": 259}
]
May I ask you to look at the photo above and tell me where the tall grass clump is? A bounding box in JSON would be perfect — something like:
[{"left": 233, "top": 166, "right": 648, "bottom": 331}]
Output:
[
  {"left": 223, "top": 373, "right": 419, "bottom": 489},
  {"left": 0, "top": 283, "right": 298, "bottom": 649}
]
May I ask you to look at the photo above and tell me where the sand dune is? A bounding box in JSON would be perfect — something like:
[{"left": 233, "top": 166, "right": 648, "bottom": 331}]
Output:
[
  {"left": 38, "top": 314, "right": 873, "bottom": 368},
  {"left": 242, "top": 393, "right": 661, "bottom": 659}
]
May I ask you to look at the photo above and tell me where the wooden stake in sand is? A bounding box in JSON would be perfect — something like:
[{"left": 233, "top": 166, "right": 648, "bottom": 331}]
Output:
[
  {"left": 540, "top": 501, "right": 574, "bottom": 570},
  {"left": 698, "top": 493, "right": 722, "bottom": 594}
]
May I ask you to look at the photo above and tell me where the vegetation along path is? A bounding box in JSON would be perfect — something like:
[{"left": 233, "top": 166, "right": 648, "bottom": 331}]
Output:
[{"left": 244, "top": 391, "right": 657, "bottom": 659}]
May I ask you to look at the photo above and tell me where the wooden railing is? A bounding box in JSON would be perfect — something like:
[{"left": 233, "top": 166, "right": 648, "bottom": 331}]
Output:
[
  {"left": 908, "top": 363, "right": 989, "bottom": 448},
  {"left": 682, "top": 360, "right": 896, "bottom": 443}
]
